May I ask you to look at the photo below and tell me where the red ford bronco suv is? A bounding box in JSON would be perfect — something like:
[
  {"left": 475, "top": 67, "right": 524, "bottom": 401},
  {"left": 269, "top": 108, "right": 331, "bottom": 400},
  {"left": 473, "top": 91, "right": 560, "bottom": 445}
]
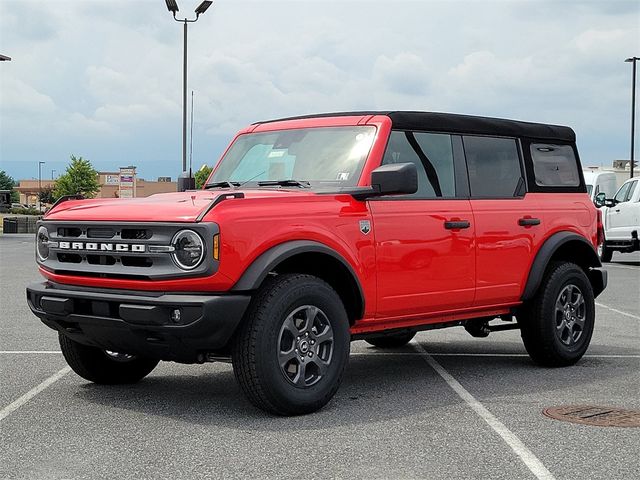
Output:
[{"left": 27, "top": 111, "right": 607, "bottom": 415}]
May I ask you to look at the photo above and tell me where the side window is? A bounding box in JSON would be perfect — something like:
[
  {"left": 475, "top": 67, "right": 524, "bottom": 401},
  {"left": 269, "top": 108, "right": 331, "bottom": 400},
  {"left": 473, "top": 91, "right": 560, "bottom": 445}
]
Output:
[
  {"left": 381, "top": 131, "right": 456, "bottom": 198},
  {"left": 614, "top": 182, "right": 632, "bottom": 203},
  {"left": 530, "top": 144, "right": 580, "bottom": 187},
  {"left": 622, "top": 180, "right": 637, "bottom": 202},
  {"left": 463, "top": 136, "right": 523, "bottom": 198}
]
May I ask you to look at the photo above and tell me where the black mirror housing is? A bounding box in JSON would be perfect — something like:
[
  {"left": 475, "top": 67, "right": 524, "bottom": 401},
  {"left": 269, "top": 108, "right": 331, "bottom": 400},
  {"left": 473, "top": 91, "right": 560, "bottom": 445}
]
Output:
[{"left": 370, "top": 163, "right": 418, "bottom": 196}]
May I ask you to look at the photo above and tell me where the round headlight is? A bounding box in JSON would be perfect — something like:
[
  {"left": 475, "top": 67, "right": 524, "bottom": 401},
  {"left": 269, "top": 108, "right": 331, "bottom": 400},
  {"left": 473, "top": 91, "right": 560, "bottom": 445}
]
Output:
[
  {"left": 171, "top": 230, "right": 204, "bottom": 270},
  {"left": 36, "top": 226, "right": 50, "bottom": 261}
]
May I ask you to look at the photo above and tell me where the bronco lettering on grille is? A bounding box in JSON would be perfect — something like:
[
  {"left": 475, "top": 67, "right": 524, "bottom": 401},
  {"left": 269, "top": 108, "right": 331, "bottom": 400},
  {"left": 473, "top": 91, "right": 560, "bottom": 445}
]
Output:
[{"left": 58, "top": 242, "right": 146, "bottom": 253}]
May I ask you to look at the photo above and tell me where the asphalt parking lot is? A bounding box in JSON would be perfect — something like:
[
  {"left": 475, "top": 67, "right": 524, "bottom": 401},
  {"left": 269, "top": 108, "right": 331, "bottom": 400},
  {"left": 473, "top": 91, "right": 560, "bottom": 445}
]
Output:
[{"left": 1, "top": 233, "right": 638, "bottom": 480}]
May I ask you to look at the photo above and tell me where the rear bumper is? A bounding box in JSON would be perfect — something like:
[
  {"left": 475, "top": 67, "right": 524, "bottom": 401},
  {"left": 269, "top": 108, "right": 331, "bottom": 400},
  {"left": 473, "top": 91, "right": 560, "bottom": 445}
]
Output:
[
  {"left": 588, "top": 268, "right": 607, "bottom": 298},
  {"left": 26, "top": 281, "right": 251, "bottom": 362},
  {"left": 605, "top": 230, "right": 640, "bottom": 252}
]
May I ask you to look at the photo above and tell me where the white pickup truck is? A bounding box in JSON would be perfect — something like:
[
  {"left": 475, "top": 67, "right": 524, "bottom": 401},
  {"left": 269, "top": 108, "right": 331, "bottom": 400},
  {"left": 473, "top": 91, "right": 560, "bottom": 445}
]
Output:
[{"left": 596, "top": 176, "right": 640, "bottom": 262}]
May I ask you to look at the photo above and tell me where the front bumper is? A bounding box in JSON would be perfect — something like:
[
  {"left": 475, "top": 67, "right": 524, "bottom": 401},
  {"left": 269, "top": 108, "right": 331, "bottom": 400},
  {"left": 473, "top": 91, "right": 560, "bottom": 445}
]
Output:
[{"left": 27, "top": 281, "right": 251, "bottom": 362}]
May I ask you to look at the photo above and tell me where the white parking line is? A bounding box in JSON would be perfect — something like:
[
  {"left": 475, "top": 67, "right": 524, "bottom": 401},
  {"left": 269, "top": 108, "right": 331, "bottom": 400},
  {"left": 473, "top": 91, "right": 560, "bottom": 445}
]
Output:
[
  {"left": 0, "top": 366, "right": 71, "bottom": 422},
  {"left": 350, "top": 352, "right": 640, "bottom": 358},
  {"left": 411, "top": 342, "right": 555, "bottom": 480},
  {"left": 596, "top": 302, "right": 640, "bottom": 320},
  {"left": 0, "top": 351, "right": 62, "bottom": 354}
]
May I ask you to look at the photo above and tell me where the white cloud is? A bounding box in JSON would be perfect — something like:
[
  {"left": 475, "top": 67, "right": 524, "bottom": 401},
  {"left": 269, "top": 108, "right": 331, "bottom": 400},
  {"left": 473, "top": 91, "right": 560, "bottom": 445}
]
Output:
[{"left": 0, "top": 0, "right": 639, "bottom": 178}]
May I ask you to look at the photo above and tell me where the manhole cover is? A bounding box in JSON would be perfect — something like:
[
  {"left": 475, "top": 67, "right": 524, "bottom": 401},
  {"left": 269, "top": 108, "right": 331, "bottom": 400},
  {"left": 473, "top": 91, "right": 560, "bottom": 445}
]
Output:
[{"left": 543, "top": 405, "right": 640, "bottom": 427}]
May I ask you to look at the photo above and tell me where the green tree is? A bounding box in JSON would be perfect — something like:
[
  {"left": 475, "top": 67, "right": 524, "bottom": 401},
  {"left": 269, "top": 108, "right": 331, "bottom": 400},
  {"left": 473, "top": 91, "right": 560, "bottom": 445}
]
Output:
[
  {"left": 0, "top": 170, "right": 19, "bottom": 202},
  {"left": 195, "top": 165, "right": 213, "bottom": 189},
  {"left": 53, "top": 155, "right": 100, "bottom": 199},
  {"left": 39, "top": 184, "right": 56, "bottom": 204}
]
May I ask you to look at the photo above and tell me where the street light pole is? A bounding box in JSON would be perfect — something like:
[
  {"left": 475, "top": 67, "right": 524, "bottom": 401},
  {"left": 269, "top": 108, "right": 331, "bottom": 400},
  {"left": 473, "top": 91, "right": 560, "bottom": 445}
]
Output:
[
  {"left": 38, "top": 161, "right": 45, "bottom": 212},
  {"left": 165, "top": 0, "right": 213, "bottom": 191},
  {"left": 183, "top": 19, "right": 188, "bottom": 176},
  {"left": 625, "top": 57, "right": 639, "bottom": 179}
]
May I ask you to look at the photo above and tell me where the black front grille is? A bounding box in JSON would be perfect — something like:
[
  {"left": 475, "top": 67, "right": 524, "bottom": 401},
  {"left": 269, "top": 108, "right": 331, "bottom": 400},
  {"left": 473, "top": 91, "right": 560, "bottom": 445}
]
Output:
[
  {"left": 39, "top": 221, "right": 217, "bottom": 280},
  {"left": 86, "top": 254, "right": 116, "bottom": 266},
  {"left": 87, "top": 227, "right": 115, "bottom": 238},
  {"left": 121, "top": 228, "right": 151, "bottom": 240},
  {"left": 57, "top": 253, "right": 82, "bottom": 263},
  {"left": 58, "top": 227, "right": 82, "bottom": 237},
  {"left": 121, "top": 256, "right": 153, "bottom": 268}
]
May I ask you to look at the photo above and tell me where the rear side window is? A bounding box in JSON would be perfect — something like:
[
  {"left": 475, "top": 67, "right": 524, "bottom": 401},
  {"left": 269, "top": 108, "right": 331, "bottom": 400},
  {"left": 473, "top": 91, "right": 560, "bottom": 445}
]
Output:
[
  {"left": 530, "top": 144, "right": 580, "bottom": 187},
  {"left": 382, "top": 131, "right": 456, "bottom": 198},
  {"left": 463, "top": 136, "right": 523, "bottom": 198}
]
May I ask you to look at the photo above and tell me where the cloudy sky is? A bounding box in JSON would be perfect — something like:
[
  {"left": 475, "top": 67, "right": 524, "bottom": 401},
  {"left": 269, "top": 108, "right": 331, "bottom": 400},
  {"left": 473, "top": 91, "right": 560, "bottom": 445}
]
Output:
[{"left": 1, "top": 0, "right": 638, "bottom": 181}]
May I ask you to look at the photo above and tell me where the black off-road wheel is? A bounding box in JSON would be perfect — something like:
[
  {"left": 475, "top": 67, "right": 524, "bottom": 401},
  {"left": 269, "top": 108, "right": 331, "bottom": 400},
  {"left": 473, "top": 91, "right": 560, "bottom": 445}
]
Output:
[
  {"left": 519, "top": 262, "right": 595, "bottom": 367},
  {"left": 59, "top": 334, "right": 159, "bottom": 384},
  {"left": 365, "top": 332, "right": 416, "bottom": 348},
  {"left": 232, "top": 274, "right": 350, "bottom": 416}
]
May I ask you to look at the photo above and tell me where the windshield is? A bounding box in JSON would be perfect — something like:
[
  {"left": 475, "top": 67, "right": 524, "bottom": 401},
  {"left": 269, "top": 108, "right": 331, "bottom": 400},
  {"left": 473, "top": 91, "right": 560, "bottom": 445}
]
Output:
[
  {"left": 208, "top": 126, "right": 376, "bottom": 188},
  {"left": 586, "top": 184, "right": 593, "bottom": 196}
]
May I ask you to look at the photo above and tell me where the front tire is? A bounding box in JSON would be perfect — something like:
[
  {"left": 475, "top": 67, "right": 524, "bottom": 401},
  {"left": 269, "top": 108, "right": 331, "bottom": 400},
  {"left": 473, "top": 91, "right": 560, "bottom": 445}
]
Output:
[
  {"left": 519, "top": 262, "right": 595, "bottom": 367},
  {"left": 59, "top": 334, "right": 159, "bottom": 384},
  {"left": 232, "top": 274, "right": 350, "bottom": 416}
]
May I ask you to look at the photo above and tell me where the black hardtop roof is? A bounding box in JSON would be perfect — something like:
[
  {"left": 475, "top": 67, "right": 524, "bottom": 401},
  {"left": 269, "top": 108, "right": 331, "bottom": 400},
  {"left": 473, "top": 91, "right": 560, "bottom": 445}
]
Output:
[{"left": 256, "top": 111, "right": 576, "bottom": 143}]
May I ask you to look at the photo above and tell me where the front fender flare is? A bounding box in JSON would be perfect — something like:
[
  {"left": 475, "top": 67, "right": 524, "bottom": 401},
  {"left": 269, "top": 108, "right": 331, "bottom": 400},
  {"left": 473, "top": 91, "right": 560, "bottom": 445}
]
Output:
[{"left": 231, "top": 240, "right": 365, "bottom": 315}]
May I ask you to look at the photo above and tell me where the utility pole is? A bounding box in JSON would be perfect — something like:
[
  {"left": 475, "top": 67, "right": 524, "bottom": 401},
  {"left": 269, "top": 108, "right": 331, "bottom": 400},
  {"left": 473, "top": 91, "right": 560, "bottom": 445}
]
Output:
[
  {"left": 164, "top": 0, "right": 213, "bottom": 191},
  {"left": 38, "top": 161, "right": 45, "bottom": 212},
  {"left": 625, "top": 57, "right": 639, "bottom": 179}
]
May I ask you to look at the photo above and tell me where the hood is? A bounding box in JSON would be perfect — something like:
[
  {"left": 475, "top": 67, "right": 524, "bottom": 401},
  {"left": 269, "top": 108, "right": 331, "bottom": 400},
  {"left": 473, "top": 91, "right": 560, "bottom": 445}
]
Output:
[{"left": 43, "top": 189, "right": 313, "bottom": 223}]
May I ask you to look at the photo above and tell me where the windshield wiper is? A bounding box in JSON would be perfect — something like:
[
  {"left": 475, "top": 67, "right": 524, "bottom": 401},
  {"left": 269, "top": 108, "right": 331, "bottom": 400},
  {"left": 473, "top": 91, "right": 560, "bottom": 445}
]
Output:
[
  {"left": 257, "top": 179, "right": 311, "bottom": 188},
  {"left": 204, "top": 181, "right": 241, "bottom": 189}
]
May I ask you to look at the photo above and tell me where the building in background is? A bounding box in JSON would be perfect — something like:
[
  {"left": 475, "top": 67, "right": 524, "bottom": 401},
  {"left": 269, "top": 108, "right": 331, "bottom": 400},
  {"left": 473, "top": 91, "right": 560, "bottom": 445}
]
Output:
[
  {"left": 14, "top": 180, "right": 56, "bottom": 206},
  {"left": 97, "top": 171, "right": 177, "bottom": 198},
  {"left": 583, "top": 160, "right": 637, "bottom": 189},
  {"left": 16, "top": 172, "right": 177, "bottom": 205}
]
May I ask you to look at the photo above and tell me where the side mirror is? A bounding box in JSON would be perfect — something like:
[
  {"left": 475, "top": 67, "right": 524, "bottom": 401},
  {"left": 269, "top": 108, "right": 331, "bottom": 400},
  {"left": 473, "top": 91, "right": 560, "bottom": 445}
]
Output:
[
  {"left": 370, "top": 162, "right": 418, "bottom": 196},
  {"left": 594, "top": 192, "right": 606, "bottom": 208}
]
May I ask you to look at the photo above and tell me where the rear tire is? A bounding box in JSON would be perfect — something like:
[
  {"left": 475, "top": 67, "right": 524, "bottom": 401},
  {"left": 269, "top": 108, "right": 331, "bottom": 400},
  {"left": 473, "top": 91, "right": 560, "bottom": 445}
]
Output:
[
  {"left": 365, "top": 332, "right": 416, "bottom": 348},
  {"left": 519, "top": 262, "right": 595, "bottom": 367},
  {"left": 232, "top": 274, "right": 350, "bottom": 416},
  {"left": 59, "top": 334, "right": 159, "bottom": 384}
]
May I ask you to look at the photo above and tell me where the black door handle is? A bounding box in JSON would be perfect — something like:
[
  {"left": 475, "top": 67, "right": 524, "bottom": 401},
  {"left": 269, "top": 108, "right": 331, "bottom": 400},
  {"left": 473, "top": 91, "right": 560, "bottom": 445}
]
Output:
[
  {"left": 444, "top": 220, "right": 470, "bottom": 230},
  {"left": 518, "top": 217, "right": 541, "bottom": 226}
]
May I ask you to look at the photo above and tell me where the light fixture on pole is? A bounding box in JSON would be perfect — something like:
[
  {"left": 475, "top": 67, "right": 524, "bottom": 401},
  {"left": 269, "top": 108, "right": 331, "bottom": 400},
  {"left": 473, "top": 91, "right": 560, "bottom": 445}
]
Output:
[
  {"left": 625, "top": 56, "right": 639, "bottom": 179},
  {"left": 0, "top": 54, "right": 11, "bottom": 61},
  {"left": 165, "top": 0, "right": 213, "bottom": 192},
  {"left": 38, "top": 161, "right": 45, "bottom": 212}
]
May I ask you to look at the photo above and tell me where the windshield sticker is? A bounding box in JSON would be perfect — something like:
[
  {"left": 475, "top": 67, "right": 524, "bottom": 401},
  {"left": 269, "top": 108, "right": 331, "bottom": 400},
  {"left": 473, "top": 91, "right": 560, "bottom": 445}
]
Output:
[
  {"left": 337, "top": 172, "right": 350, "bottom": 181},
  {"left": 268, "top": 150, "right": 286, "bottom": 158}
]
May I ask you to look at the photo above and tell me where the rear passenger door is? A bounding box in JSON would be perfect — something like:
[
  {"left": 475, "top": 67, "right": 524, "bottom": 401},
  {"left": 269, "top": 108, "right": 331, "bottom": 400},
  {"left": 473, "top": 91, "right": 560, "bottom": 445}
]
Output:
[
  {"left": 464, "top": 136, "right": 541, "bottom": 306},
  {"left": 370, "top": 131, "right": 475, "bottom": 319}
]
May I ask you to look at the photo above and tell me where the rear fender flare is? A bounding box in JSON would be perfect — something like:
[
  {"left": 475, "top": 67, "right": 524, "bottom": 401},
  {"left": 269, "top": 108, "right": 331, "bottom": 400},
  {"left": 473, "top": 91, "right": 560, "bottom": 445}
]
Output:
[{"left": 522, "top": 232, "right": 603, "bottom": 301}]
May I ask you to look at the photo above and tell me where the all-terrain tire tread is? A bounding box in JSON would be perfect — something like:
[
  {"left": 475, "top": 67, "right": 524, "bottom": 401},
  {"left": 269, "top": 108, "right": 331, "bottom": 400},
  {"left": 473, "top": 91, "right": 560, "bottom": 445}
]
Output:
[
  {"left": 232, "top": 274, "right": 348, "bottom": 416},
  {"left": 520, "top": 261, "right": 595, "bottom": 367}
]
